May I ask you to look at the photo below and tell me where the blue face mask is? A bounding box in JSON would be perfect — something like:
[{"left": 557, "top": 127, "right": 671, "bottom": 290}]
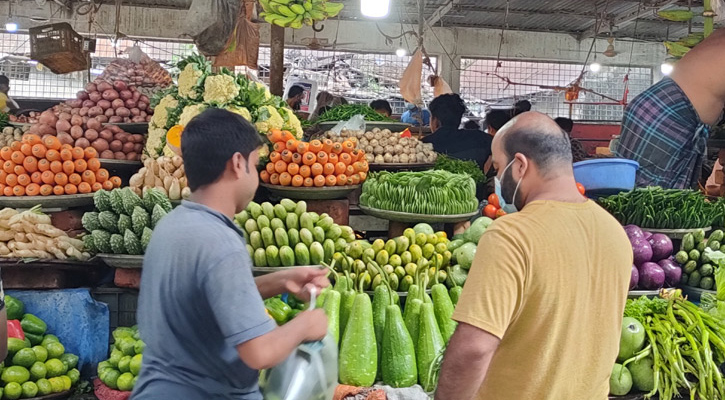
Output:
[
  {"left": 494, "top": 159, "right": 523, "bottom": 213},
  {"left": 405, "top": 103, "right": 416, "bottom": 111}
]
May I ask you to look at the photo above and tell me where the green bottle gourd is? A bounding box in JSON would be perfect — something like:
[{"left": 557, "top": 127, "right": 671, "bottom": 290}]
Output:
[
  {"left": 339, "top": 271, "right": 356, "bottom": 340},
  {"left": 449, "top": 286, "right": 462, "bottom": 306},
  {"left": 382, "top": 304, "right": 418, "bottom": 387},
  {"left": 431, "top": 282, "right": 457, "bottom": 344},
  {"left": 417, "top": 302, "right": 445, "bottom": 391},
  {"left": 372, "top": 283, "right": 390, "bottom": 380},
  {"left": 323, "top": 289, "right": 341, "bottom": 345},
  {"left": 339, "top": 292, "right": 377, "bottom": 386},
  {"left": 404, "top": 298, "right": 423, "bottom": 349}
]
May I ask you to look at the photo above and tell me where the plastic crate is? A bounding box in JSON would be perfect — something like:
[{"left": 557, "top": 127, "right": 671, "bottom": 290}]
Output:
[
  {"left": 91, "top": 287, "right": 138, "bottom": 342},
  {"left": 29, "top": 23, "right": 88, "bottom": 74}
]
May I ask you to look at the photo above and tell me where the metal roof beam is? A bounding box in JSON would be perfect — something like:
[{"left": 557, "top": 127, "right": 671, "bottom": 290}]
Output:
[
  {"left": 425, "top": 0, "right": 460, "bottom": 27},
  {"left": 578, "top": 0, "right": 681, "bottom": 39}
]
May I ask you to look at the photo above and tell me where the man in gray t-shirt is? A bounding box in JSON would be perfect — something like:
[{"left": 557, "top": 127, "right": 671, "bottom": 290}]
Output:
[{"left": 132, "top": 109, "right": 329, "bottom": 400}]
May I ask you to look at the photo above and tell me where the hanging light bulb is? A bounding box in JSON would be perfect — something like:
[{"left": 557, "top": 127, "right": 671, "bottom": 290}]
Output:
[
  {"left": 5, "top": 22, "right": 18, "bottom": 32},
  {"left": 396, "top": 48, "right": 407, "bottom": 57},
  {"left": 589, "top": 62, "right": 602, "bottom": 73},
  {"left": 361, "top": 0, "right": 390, "bottom": 18},
  {"left": 661, "top": 62, "right": 674, "bottom": 76}
]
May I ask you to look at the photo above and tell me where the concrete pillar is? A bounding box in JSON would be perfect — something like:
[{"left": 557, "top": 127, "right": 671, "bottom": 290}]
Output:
[{"left": 438, "top": 54, "right": 462, "bottom": 93}]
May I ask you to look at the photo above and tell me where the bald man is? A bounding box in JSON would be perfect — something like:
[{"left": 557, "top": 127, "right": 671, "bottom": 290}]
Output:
[
  {"left": 616, "top": 29, "right": 725, "bottom": 189},
  {"left": 435, "top": 112, "right": 632, "bottom": 400}
]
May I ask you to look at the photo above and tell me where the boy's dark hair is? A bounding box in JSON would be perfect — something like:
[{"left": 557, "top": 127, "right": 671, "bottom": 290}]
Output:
[
  {"left": 485, "top": 109, "right": 512, "bottom": 131},
  {"left": 182, "top": 109, "right": 262, "bottom": 191},
  {"left": 554, "top": 117, "right": 574, "bottom": 134},
  {"left": 0, "top": 75, "right": 8, "bottom": 86},
  {"left": 514, "top": 100, "right": 532, "bottom": 115},
  {"left": 429, "top": 93, "right": 466, "bottom": 128},
  {"left": 370, "top": 99, "right": 392, "bottom": 115},
  {"left": 463, "top": 120, "right": 480, "bottom": 130},
  {"left": 287, "top": 85, "right": 304, "bottom": 99}
]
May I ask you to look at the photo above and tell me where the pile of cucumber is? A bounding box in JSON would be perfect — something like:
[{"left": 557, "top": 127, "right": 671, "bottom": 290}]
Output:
[
  {"left": 236, "top": 199, "right": 357, "bottom": 267},
  {"left": 675, "top": 229, "right": 723, "bottom": 290}
]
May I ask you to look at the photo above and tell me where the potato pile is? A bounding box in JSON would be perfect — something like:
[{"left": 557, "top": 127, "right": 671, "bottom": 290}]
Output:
[
  {"left": 64, "top": 80, "right": 152, "bottom": 124},
  {"left": 1, "top": 126, "right": 26, "bottom": 147},
  {"left": 129, "top": 156, "right": 191, "bottom": 200},
  {"left": 27, "top": 110, "right": 144, "bottom": 161},
  {"left": 324, "top": 128, "right": 437, "bottom": 164}
]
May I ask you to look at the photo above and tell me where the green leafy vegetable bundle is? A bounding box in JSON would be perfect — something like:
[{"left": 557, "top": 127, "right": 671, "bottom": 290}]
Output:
[
  {"left": 623, "top": 291, "right": 725, "bottom": 400},
  {"left": 434, "top": 154, "right": 485, "bottom": 184},
  {"left": 315, "top": 104, "right": 396, "bottom": 123},
  {"left": 360, "top": 170, "right": 478, "bottom": 215},
  {"left": 598, "top": 187, "right": 720, "bottom": 229},
  {"left": 0, "top": 112, "right": 8, "bottom": 129}
]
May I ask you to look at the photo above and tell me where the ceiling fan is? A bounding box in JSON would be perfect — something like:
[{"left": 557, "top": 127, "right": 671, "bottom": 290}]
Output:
[{"left": 560, "top": 37, "right": 647, "bottom": 57}]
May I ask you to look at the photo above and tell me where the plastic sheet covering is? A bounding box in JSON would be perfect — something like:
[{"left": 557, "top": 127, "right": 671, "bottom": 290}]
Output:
[{"left": 6, "top": 289, "right": 110, "bottom": 375}]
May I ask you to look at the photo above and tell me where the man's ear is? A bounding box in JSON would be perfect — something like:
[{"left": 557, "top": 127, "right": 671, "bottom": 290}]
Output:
[{"left": 229, "top": 153, "right": 247, "bottom": 178}]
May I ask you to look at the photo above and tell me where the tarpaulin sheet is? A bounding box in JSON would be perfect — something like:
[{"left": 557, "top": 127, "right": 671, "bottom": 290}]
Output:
[{"left": 7, "top": 289, "right": 109, "bottom": 375}]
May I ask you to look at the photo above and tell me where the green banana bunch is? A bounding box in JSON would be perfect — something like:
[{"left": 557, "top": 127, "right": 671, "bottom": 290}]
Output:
[
  {"left": 657, "top": 10, "right": 695, "bottom": 22},
  {"left": 664, "top": 41, "right": 692, "bottom": 58},
  {"left": 676, "top": 33, "right": 704, "bottom": 48},
  {"left": 259, "top": 0, "right": 345, "bottom": 29}
]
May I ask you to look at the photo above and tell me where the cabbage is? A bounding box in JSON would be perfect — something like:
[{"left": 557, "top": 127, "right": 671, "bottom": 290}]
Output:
[
  {"left": 413, "top": 223, "right": 434, "bottom": 235},
  {"left": 454, "top": 242, "right": 477, "bottom": 270},
  {"left": 464, "top": 217, "right": 493, "bottom": 244}
]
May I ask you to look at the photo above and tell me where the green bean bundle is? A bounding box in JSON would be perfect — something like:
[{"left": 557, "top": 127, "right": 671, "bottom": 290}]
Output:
[
  {"left": 315, "top": 105, "right": 396, "bottom": 123},
  {"left": 360, "top": 170, "right": 478, "bottom": 215},
  {"left": 624, "top": 292, "right": 725, "bottom": 400},
  {"left": 598, "top": 187, "right": 720, "bottom": 229}
]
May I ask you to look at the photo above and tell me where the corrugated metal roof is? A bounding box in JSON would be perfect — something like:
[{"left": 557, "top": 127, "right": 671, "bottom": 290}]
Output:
[
  {"left": 123, "top": 0, "right": 191, "bottom": 9},
  {"left": 334, "top": 0, "right": 713, "bottom": 42}
]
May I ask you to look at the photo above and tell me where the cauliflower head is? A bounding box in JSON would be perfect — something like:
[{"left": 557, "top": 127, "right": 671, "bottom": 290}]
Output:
[
  {"left": 225, "top": 105, "right": 252, "bottom": 121},
  {"left": 178, "top": 64, "right": 203, "bottom": 100},
  {"left": 203, "top": 74, "right": 240, "bottom": 104},
  {"left": 279, "top": 107, "right": 304, "bottom": 139},
  {"left": 254, "top": 105, "right": 283, "bottom": 134},
  {"left": 150, "top": 95, "right": 179, "bottom": 129},
  {"left": 145, "top": 127, "right": 168, "bottom": 158},
  {"left": 247, "top": 81, "right": 274, "bottom": 107},
  {"left": 178, "top": 104, "right": 208, "bottom": 127}
]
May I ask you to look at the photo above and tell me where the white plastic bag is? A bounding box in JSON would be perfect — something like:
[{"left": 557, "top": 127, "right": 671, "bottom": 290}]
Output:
[
  {"left": 331, "top": 114, "right": 366, "bottom": 135},
  {"left": 261, "top": 289, "right": 337, "bottom": 400},
  {"left": 712, "top": 0, "right": 725, "bottom": 22}
]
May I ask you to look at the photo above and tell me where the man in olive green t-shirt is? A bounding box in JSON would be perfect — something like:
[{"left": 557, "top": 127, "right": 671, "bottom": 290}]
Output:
[{"left": 435, "top": 112, "right": 632, "bottom": 400}]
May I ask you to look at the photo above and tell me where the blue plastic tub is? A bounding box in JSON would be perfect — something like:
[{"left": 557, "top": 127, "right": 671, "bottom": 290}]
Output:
[{"left": 573, "top": 158, "right": 639, "bottom": 197}]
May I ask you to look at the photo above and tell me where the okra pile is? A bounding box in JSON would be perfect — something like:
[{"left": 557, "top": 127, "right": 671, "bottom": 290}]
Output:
[
  {"left": 598, "top": 187, "right": 720, "bottom": 229},
  {"left": 360, "top": 170, "right": 478, "bottom": 215}
]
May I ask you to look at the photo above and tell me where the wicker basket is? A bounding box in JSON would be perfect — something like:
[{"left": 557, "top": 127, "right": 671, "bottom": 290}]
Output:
[{"left": 29, "top": 23, "right": 88, "bottom": 74}]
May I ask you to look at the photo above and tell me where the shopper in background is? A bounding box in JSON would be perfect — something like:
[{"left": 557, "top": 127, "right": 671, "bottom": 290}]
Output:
[
  {"left": 484, "top": 109, "right": 512, "bottom": 137},
  {"left": 555, "top": 117, "right": 588, "bottom": 163},
  {"left": 132, "top": 109, "right": 329, "bottom": 400},
  {"left": 435, "top": 112, "right": 631, "bottom": 400},
  {"left": 463, "top": 120, "right": 481, "bottom": 130},
  {"left": 0, "top": 75, "right": 18, "bottom": 113},
  {"left": 401, "top": 102, "right": 431, "bottom": 126},
  {"left": 285, "top": 85, "right": 305, "bottom": 111},
  {"left": 370, "top": 99, "right": 393, "bottom": 118},
  {"left": 616, "top": 29, "right": 725, "bottom": 189},
  {"left": 513, "top": 99, "right": 531, "bottom": 116}
]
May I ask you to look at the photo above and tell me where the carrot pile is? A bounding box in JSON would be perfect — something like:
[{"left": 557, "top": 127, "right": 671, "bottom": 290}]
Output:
[
  {"left": 261, "top": 129, "right": 369, "bottom": 187},
  {"left": 0, "top": 134, "right": 122, "bottom": 197}
]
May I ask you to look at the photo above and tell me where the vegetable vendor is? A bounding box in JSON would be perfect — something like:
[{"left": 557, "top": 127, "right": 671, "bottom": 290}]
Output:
[
  {"left": 370, "top": 99, "right": 393, "bottom": 118},
  {"left": 424, "top": 93, "right": 492, "bottom": 199},
  {"left": 0, "top": 75, "right": 18, "bottom": 114},
  {"left": 435, "top": 112, "right": 632, "bottom": 400},
  {"left": 615, "top": 29, "right": 725, "bottom": 189},
  {"left": 132, "top": 109, "right": 329, "bottom": 400}
]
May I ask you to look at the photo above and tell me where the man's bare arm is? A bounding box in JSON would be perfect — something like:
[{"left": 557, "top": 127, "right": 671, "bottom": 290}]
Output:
[{"left": 435, "top": 323, "right": 501, "bottom": 400}]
